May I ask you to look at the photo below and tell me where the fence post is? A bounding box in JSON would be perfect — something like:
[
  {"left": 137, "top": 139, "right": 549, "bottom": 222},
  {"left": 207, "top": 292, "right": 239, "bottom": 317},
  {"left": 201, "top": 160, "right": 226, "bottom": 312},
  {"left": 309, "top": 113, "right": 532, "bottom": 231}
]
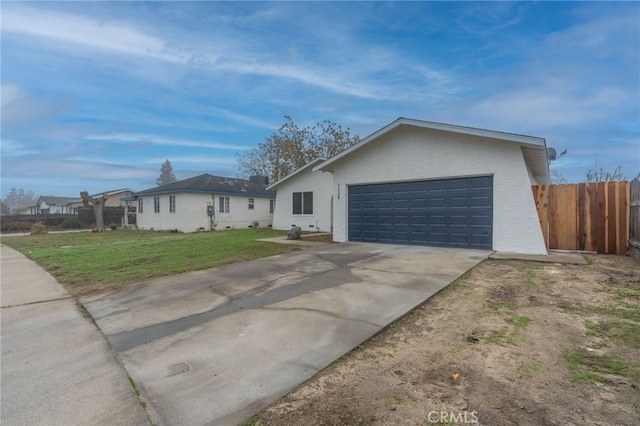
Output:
[{"left": 630, "top": 179, "right": 640, "bottom": 260}]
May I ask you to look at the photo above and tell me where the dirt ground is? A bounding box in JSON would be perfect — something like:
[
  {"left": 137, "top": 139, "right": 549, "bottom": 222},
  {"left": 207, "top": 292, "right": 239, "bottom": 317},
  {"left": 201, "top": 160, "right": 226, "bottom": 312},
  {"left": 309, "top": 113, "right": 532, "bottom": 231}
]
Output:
[{"left": 252, "top": 254, "right": 640, "bottom": 426}]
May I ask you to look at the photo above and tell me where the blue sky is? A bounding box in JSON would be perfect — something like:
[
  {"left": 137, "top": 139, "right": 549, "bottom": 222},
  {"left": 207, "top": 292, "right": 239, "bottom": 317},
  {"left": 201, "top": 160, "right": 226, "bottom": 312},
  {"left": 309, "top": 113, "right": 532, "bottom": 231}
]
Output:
[{"left": 2, "top": 1, "right": 639, "bottom": 199}]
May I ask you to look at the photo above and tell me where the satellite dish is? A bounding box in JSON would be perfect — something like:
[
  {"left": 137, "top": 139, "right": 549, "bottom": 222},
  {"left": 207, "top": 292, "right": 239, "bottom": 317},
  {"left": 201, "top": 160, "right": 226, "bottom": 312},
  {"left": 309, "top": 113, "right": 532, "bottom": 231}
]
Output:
[{"left": 546, "top": 147, "right": 557, "bottom": 161}]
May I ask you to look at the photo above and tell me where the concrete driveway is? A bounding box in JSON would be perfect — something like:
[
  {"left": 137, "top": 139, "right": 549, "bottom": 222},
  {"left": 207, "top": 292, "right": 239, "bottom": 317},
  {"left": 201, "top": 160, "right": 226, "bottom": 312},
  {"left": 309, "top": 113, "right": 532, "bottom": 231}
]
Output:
[{"left": 82, "top": 243, "right": 489, "bottom": 425}]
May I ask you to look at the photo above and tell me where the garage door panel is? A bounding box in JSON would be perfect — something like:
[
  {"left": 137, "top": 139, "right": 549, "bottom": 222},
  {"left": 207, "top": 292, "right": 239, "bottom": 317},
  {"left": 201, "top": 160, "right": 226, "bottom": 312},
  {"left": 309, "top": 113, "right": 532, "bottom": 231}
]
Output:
[
  {"left": 348, "top": 176, "right": 493, "bottom": 249},
  {"left": 471, "top": 215, "right": 492, "bottom": 226}
]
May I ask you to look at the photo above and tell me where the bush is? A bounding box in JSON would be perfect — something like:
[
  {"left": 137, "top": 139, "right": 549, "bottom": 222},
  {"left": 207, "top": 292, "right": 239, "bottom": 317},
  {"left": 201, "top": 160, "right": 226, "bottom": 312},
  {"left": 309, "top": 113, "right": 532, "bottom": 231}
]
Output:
[
  {"left": 0, "top": 218, "right": 32, "bottom": 232},
  {"left": 30, "top": 221, "right": 47, "bottom": 235},
  {"left": 60, "top": 217, "right": 82, "bottom": 229}
]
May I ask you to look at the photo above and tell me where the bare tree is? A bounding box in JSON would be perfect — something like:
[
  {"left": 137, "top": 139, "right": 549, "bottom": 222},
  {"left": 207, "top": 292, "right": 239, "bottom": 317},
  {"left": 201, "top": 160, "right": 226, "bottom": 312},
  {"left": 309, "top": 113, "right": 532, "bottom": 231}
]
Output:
[
  {"left": 585, "top": 166, "right": 627, "bottom": 183},
  {"left": 237, "top": 116, "right": 360, "bottom": 183},
  {"left": 81, "top": 191, "right": 108, "bottom": 231}
]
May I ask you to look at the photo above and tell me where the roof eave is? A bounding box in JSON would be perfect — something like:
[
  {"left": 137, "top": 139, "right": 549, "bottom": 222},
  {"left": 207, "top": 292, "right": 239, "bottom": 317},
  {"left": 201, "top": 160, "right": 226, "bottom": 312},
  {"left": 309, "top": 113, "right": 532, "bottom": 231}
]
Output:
[
  {"left": 133, "top": 189, "right": 275, "bottom": 198},
  {"left": 267, "top": 157, "right": 326, "bottom": 189},
  {"left": 315, "top": 117, "right": 548, "bottom": 173}
]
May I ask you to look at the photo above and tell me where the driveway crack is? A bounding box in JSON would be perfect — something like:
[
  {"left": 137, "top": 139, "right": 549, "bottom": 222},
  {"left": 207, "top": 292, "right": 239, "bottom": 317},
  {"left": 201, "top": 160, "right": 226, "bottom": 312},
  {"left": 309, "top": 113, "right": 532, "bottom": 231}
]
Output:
[{"left": 260, "top": 306, "right": 383, "bottom": 328}]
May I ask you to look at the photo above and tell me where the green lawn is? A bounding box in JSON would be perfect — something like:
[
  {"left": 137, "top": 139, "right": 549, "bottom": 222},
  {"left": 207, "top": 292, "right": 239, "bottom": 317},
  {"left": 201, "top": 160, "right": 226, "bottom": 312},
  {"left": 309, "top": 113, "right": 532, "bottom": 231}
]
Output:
[{"left": 1, "top": 229, "right": 299, "bottom": 297}]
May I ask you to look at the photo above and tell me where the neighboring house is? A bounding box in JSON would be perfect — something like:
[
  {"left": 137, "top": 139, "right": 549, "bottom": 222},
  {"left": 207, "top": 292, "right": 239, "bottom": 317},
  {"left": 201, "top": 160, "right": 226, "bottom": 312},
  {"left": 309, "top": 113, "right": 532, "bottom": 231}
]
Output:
[
  {"left": 15, "top": 205, "right": 39, "bottom": 215},
  {"left": 35, "top": 196, "right": 77, "bottom": 214},
  {"left": 270, "top": 117, "right": 550, "bottom": 255},
  {"left": 267, "top": 158, "right": 334, "bottom": 232},
  {"left": 133, "top": 174, "right": 275, "bottom": 232},
  {"left": 68, "top": 188, "right": 136, "bottom": 213}
]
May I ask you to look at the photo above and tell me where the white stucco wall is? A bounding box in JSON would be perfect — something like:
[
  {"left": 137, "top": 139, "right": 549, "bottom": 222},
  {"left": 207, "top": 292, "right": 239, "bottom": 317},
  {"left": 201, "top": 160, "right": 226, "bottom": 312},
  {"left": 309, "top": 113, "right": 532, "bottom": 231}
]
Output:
[
  {"left": 272, "top": 168, "right": 334, "bottom": 232},
  {"left": 137, "top": 192, "right": 274, "bottom": 233},
  {"left": 329, "top": 126, "right": 547, "bottom": 255}
]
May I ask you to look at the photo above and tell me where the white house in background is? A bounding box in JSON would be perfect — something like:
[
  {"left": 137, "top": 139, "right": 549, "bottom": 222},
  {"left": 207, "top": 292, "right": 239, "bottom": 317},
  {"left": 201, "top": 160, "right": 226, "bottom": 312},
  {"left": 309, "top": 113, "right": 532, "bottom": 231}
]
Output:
[
  {"left": 35, "top": 196, "right": 77, "bottom": 214},
  {"left": 68, "top": 188, "right": 137, "bottom": 213},
  {"left": 267, "top": 158, "right": 334, "bottom": 233},
  {"left": 134, "top": 174, "right": 275, "bottom": 232},
  {"left": 270, "top": 117, "right": 550, "bottom": 255},
  {"left": 16, "top": 205, "right": 39, "bottom": 215}
]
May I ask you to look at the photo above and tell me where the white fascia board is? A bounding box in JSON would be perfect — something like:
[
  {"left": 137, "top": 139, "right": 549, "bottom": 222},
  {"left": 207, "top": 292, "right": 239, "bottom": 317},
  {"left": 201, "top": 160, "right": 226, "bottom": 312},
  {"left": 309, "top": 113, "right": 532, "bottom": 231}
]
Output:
[
  {"left": 315, "top": 117, "right": 547, "bottom": 172},
  {"left": 266, "top": 157, "right": 326, "bottom": 190}
]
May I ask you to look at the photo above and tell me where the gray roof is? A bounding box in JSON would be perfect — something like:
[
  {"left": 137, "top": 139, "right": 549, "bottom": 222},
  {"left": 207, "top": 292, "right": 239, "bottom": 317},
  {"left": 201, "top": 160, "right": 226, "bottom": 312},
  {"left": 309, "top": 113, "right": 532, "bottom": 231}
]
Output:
[
  {"left": 37, "top": 196, "right": 78, "bottom": 206},
  {"left": 92, "top": 188, "right": 135, "bottom": 197},
  {"left": 134, "top": 174, "right": 275, "bottom": 198},
  {"left": 65, "top": 189, "right": 137, "bottom": 204}
]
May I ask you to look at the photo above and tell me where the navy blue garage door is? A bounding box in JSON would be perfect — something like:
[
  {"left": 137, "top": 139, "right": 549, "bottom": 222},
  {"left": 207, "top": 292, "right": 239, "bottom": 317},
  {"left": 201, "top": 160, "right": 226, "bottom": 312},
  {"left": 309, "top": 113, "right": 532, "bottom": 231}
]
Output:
[{"left": 348, "top": 176, "right": 493, "bottom": 249}]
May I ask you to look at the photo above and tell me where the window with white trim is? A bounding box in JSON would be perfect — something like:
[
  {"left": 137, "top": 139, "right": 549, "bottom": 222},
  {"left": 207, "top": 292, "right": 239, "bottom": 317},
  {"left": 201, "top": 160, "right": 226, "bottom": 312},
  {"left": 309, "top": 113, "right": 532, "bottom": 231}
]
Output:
[
  {"left": 292, "top": 191, "right": 313, "bottom": 215},
  {"left": 154, "top": 197, "right": 160, "bottom": 213},
  {"left": 138, "top": 198, "right": 143, "bottom": 213},
  {"left": 248, "top": 198, "right": 254, "bottom": 210},
  {"left": 169, "top": 195, "right": 176, "bottom": 213},
  {"left": 270, "top": 199, "right": 275, "bottom": 213},
  {"left": 219, "top": 196, "right": 230, "bottom": 213}
]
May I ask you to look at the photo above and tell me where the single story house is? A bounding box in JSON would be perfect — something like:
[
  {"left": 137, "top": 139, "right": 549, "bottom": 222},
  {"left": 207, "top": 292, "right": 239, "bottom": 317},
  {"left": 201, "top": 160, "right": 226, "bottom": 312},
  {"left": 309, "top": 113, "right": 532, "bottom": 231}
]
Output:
[
  {"left": 269, "top": 117, "right": 550, "bottom": 255},
  {"left": 133, "top": 174, "right": 275, "bottom": 232},
  {"left": 15, "top": 205, "right": 39, "bottom": 215},
  {"left": 35, "top": 196, "right": 78, "bottom": 214},
  {"left": 68, "top": 188, "right": 137, "bottom": 213}
]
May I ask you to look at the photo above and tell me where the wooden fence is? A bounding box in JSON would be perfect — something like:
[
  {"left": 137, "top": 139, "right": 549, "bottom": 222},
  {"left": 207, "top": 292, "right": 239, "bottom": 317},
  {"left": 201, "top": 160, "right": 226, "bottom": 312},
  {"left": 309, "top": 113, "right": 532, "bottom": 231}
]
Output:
[
  {"left": 532, "top": 182, "right": 631, "bottom": 255},
  {"left": 630, "top": 179, "right": 640, "bottom": 260},
  {"left": 77, "top": 206, "right": 127, "bottom": 226}
]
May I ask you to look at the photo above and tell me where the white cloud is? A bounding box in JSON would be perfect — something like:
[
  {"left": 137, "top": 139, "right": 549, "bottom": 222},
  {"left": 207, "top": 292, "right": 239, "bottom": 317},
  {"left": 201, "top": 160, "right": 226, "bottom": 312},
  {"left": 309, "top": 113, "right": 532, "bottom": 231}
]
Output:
[
  {"left": 1, "top": 4, "right": 453, "bottom": 102},
  {"left": 202, "top": 106, "right": 277, "bottom": 130},
  {"left": 1, "top": 5, "right": 187, "bottom": 63},
  {"left": 85, "top": 134, "right": 249, "bottom": 151},
  {"left": 466, "top": 87, "right": 628, "bottom": 129},
  {"left": 0, "top": 84, "right": 68, "bottom": 131},
  {"left": 0, "top": 138, "right": 38, "bottom": 156}
]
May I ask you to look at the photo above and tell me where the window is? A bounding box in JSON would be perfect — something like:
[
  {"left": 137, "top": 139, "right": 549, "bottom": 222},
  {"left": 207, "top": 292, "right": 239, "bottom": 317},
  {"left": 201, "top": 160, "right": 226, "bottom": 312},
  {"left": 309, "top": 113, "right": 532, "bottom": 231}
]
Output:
[
  {"left": 138, "top": 197, "right": 143, "bottom": 214},
  {"left": 154, "top": 197, "right": 160, "bottom": 213},
  {"left": 169, "top": 196, "right": 176, "bottom": 213},
  {"left": 270, "top": 199, "right": 275, "bottom": 213},
  {"left": 292, "top": 191, "right": 313, "bottom": 215},
  {"left": 219, "top": 196, "right": 229, "bottom": 213},
  {"left": 248, "top": 198, "right": 254, "bottom": 210}
]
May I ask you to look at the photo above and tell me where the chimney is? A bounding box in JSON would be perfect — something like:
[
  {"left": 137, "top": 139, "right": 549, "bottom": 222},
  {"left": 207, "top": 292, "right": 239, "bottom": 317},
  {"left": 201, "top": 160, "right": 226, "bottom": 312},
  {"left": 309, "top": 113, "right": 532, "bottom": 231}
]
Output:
[{"left": 250, "top": 175, "right": 269, "bottom": 186}]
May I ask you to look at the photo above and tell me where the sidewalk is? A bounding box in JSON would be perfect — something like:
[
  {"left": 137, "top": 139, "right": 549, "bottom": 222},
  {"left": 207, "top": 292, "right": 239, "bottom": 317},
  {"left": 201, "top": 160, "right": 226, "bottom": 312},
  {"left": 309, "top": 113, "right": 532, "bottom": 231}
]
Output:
[{"left": 0, "top": 245, "right": 150, "bottom": 426}]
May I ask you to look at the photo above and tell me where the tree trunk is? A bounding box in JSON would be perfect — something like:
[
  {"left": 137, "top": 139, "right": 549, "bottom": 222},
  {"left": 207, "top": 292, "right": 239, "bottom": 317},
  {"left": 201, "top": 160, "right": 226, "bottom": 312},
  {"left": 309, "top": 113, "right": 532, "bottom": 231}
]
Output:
[{"left": 93, "top": 204, "right": 105, "bottom": 231}]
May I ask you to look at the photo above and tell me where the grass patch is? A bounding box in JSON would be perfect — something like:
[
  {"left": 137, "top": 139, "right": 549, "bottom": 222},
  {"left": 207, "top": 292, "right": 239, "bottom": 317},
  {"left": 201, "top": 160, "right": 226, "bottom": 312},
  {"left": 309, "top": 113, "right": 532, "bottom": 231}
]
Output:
[
  {"left": 563, "top": 350, "right": 639, "bottom": 383},
  {"left": 519, "top": 266, "right": 539, "bottom": 289},
  {"left": 483, "top": 315, "right": 532, "bottom": 345},
  {"left": 518, "top": 361, "right": 542, "bottom": 375},
  {"left": 585, "top": 320, "right": 640, "bottom": 349},
  {"left": 2, "top": 229, "right": 298, "bottom": 297},
  {"left": 484, "top": 329, "right": 508, "bottom": 344},
  {"left": 558, "top": 299, "right": 640, "bottom": 323},
  {"left": 582, "top": 255, "right": 593, "bottom": 265},
  {"left": 127, "top": 375, "right": 148, "bottom": 411},
  {"left": 392, "top": 395, "right": 406, "bottom": 404},
  {"left": 514, "top": 315, "right": 533, "bottom": 329}
]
